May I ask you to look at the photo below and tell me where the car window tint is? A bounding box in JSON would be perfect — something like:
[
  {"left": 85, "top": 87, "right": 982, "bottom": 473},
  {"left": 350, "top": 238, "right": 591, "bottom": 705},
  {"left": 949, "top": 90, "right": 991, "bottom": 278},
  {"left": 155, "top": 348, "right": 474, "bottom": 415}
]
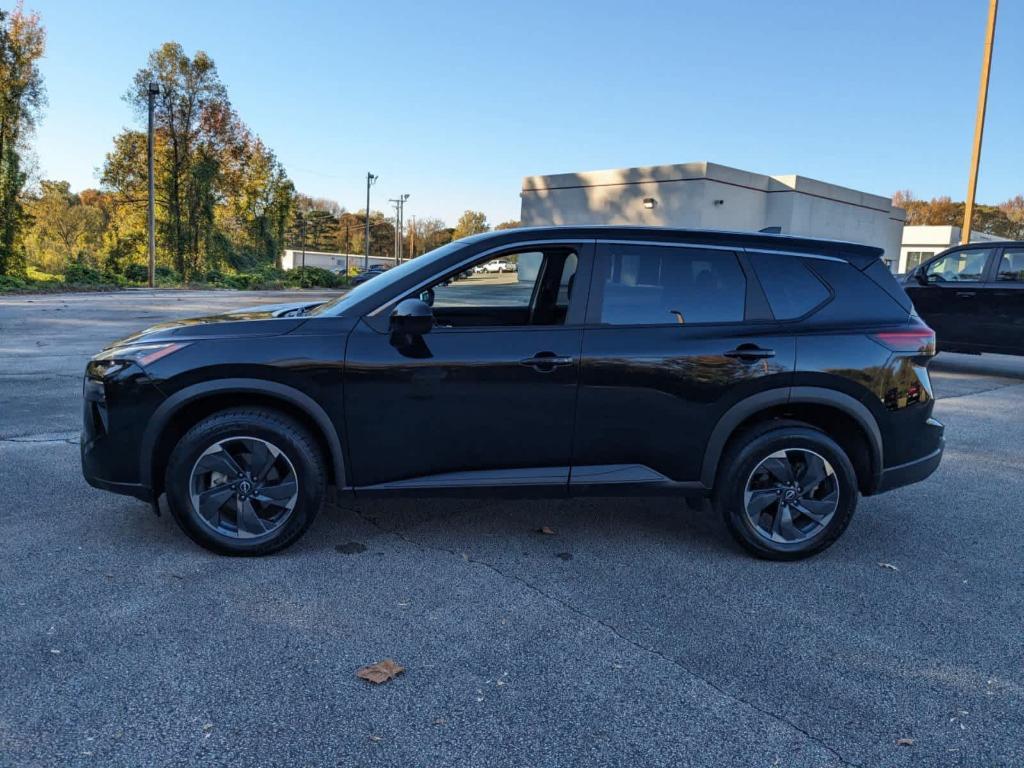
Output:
[
  {"left": 997, "top": 250, "right": 1024, "bottom": 282},
  {"left": 925, "top": 249, "right": 991, "bottom": 283},
  {"left": 599, "top": 246, "right": 745, "bottom": 325},
  {"left": 430, "top": 253, "right": 537, "bottom": 309},
  {"left": 748, "top": 252, "right": 830, "bottom": 319}
]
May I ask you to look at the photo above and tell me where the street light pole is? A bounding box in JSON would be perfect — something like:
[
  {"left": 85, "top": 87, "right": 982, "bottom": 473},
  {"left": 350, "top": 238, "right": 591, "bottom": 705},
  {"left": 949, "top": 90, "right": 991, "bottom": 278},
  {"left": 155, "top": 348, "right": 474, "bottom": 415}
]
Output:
[
  {"left": 962, "top": 0, "right": 999, "bottom": 245},
  {"left": 147, "top": 82, "right": 159, "bottom": 288},
  {"left": 364, "top": 172, "right": 377, "bottom": 270}
]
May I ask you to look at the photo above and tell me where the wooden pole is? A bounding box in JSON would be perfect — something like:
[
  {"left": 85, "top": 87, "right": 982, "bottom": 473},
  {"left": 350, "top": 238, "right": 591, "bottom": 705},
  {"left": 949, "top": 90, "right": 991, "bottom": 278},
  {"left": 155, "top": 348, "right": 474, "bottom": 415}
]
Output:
[{"left": 961, "top": 0, "right": 998, "bottom": 245}]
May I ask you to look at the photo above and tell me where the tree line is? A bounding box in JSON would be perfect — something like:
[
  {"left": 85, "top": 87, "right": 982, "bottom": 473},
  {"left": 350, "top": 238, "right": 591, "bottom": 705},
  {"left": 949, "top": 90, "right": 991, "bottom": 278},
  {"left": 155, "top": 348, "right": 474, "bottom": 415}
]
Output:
[
  {"left": 0, "top": 9, "right": 515, "bottom": 288},
  {"left": 892, "top": 191, "right": 1024, "bottom": 240}
]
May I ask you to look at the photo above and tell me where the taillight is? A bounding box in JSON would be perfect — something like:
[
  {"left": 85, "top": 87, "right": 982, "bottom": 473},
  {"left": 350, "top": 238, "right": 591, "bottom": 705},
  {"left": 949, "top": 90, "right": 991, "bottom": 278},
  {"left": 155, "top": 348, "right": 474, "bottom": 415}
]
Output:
[{"left": 871, "top": 327, "right": 936, "bottom": 356}]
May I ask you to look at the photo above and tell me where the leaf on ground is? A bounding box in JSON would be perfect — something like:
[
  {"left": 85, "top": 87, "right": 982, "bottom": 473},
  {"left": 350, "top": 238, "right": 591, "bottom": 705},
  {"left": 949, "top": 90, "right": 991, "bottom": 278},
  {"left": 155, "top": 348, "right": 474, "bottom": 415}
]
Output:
[
  {"left": 537, "top": 526, "right": 556, "bottom": 535},
  {"left": 895, "top": 737, "right": 914, "bottom": 746},
  {"left": 878, "top": 562, "right": 900, "bottom": 571},
  {"left": 357, "top": 659, "right": 405, "bottom": 684}
]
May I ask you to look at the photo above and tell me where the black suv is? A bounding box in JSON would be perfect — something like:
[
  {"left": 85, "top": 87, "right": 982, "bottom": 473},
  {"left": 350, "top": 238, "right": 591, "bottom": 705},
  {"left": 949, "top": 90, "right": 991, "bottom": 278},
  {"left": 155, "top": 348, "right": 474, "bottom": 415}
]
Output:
[
  {"left": 903, "top": 241, "right": 1024, "bottom": 356},
  {"left": 82, "top": 227, "right": 944, "bottom": 559}
]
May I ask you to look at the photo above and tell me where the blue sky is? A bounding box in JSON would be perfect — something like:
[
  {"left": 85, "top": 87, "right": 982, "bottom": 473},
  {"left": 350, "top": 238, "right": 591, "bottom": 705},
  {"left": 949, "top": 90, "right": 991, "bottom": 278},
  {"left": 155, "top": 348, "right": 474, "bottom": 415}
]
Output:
[{"left": 28, "top": 0, "right": 1023, "bottom": 225}]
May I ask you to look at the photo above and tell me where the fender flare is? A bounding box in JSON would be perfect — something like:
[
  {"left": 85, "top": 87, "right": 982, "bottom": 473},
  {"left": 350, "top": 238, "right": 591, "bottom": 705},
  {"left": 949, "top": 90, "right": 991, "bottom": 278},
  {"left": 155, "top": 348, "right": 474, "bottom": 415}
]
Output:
[
  {"left": 700, "top": 386, "right": 883, "bottom": 489},
  {"left": 140, "top": 378, "right": 346, "bottom": 490}
]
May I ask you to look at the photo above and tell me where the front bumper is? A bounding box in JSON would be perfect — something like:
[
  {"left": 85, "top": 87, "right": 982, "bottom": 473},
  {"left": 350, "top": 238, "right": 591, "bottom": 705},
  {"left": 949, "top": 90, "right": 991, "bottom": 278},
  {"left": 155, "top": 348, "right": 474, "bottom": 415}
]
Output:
[{"left": 80, "top": 440, "right": 154, "bottom": 502}]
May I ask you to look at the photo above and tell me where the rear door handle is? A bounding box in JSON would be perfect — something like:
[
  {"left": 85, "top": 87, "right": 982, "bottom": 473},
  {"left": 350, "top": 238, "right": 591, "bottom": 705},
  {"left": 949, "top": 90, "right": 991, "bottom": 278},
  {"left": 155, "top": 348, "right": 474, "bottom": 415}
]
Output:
[
  {"left": 520, "top": 352, "right": 574, "bottom": 371},
  {"left": 723, "top": 345, "right": 775, "bottom": 361},
  {"left": 956, "top": 291, "right": 976, "bottom": 298}
]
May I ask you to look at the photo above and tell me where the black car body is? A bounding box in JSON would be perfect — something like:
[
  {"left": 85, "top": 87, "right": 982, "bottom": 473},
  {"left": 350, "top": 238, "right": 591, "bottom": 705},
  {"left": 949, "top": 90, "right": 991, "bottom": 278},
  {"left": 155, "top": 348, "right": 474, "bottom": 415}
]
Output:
[
  {"left": 82, "top": 226, "right": 944, "bottom": 559},
  {"left": 903, "top": 241, "right": 1024, "bottom": 356}
]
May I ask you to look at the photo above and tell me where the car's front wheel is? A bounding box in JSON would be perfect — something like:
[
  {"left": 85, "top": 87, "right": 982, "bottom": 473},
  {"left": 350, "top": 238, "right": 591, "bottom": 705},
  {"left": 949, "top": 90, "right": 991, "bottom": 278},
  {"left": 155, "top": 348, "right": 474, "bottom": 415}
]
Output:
[
  {"left": 715, "top": 422, "right": 858, "bottom": 560},
  {"left": 165, "top": 408, "right": 325, "bottom": 555}
]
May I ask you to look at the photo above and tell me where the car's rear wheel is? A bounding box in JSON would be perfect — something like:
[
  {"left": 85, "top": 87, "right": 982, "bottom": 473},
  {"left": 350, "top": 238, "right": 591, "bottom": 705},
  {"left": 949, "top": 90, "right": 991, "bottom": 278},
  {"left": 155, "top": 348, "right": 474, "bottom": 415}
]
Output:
[
  {"left": 715, "top": 422, "right": 858, "bottom": 560},
  {"left": 165, "top": 408, "right": 325, "bottom": 555}
]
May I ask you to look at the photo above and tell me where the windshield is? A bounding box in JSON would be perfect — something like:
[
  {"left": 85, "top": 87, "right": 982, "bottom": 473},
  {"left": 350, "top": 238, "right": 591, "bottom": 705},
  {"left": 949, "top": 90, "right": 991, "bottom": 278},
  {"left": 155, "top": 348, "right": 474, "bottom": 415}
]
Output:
[{"left": 309, "top": 240, "right": 468, "bottom": 316}]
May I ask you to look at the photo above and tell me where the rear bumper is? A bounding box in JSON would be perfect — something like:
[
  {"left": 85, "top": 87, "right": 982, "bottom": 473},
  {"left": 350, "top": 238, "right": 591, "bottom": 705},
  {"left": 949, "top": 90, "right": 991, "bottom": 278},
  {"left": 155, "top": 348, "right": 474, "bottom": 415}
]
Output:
[{"left": 876, "top": 437, "right": 944, "bottom": 494}]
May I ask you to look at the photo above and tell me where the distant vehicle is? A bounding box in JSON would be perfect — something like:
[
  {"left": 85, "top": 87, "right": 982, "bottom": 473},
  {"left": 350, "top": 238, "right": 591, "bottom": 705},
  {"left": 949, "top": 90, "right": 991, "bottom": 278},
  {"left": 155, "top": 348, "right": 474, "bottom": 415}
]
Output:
[
  {"left": 903, "top": 241, "right": 1024, "bottom": 356},
  {"left": 350, "top": 265, "right": 389, "bottom": 286},
  {"left": 82, "top": 226, "right": 942, "bottom": 560},
  {"left": 485, "top": 260, "right": 511, "bottom": 273}
]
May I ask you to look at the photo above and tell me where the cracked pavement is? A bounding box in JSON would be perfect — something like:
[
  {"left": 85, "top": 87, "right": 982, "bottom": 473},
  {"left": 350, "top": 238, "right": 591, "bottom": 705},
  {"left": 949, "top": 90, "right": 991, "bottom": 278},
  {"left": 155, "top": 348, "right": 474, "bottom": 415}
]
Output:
[{"left": 2, "top": 290, "right": 1023, "bottom": 767}]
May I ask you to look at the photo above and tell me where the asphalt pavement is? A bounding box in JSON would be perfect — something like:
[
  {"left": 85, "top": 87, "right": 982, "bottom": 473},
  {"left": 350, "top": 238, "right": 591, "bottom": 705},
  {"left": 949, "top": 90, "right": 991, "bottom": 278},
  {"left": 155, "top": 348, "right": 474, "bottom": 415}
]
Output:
[{"left": 1, "top": 290, "right": 1023, "bottom": 767}]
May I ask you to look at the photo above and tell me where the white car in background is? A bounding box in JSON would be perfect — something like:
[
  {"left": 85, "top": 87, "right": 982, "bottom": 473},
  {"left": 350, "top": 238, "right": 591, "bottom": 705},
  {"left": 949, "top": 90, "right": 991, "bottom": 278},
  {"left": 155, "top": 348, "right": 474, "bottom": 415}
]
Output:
[{"left": 484, "top": 260, "right": 513, "bottom": 273}]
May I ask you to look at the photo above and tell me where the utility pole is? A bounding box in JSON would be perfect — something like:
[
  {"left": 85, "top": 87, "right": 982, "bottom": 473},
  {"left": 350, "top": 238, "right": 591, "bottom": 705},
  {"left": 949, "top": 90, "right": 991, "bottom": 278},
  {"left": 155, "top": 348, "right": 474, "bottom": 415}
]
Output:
[
  {"left": 409, "top": 215, "right": 416, "bottom": 260},
  {"left": 389, "top": 197, "right": 401, "bottom": 264},
  {"left": 962, "top": 0, "right": 999, "bottom": 245},
  {"left": 146, "top": 82, "right": 159, "bottom": 288},
  {"left": 364, "top": 172, "right": 377, "bottom": 269},
  {"left": 299, "top": 213, "right": 307, "bottom": 269}
]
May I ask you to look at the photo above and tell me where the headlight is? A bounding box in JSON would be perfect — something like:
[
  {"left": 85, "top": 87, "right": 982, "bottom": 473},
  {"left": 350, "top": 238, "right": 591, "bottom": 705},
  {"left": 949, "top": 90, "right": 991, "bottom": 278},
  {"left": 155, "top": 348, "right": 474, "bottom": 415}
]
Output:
[{"left": 91, "top": 342, "right": 190, "bottom": 371}]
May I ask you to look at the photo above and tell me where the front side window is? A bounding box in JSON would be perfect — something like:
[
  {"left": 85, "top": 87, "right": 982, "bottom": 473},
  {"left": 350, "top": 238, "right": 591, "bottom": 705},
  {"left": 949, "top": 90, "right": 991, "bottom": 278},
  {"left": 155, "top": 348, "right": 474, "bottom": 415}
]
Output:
[
  {"left": 419, "top": 248, "right": 579, "bottom": 327},
  {"left": 924, "top": 249, "right": 991, "bottom": 283},
  {"left": 598, "top": 245, "right": 745, "bottom": 325},
  {"left": 996, "top": 250, "right": 1024, "bottom": 282}
]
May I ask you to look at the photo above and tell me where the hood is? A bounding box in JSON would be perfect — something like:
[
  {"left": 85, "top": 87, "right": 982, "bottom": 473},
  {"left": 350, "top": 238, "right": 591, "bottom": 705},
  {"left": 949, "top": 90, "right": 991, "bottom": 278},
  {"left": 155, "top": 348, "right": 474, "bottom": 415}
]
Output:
[{"left": 108, "top": 300, "right": 322, "bottom": 349}]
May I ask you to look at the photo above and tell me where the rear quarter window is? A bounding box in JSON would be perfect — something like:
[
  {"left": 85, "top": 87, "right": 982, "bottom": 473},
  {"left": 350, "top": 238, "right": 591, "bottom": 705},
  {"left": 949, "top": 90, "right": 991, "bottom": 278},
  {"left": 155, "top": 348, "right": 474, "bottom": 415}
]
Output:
[
  {"left": 804, "top": 259, "right": 910, "bottom": 324},
  {"left": 748, "top": 252, "right": 830, "bottom": 320}
]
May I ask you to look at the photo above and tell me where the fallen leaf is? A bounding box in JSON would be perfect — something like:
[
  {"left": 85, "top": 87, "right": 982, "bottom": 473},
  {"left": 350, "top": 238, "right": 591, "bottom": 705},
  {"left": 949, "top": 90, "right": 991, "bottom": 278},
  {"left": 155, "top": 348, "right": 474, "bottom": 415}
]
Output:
[
  {"left": 878, "top": 562, "right": 900, "bottom": 572},
  {"left": 202, "top": 723, "right": 213, "bottom": 732},
  {"left": 537, "top": 526, "right": 556, "bottom": 535},
  {"left": 368, "top": 734, "right": 382, "bottom": 742},
  {"left": 895, "top": 737, "right": 914, "bottom": 746},
  {"left": 357, "top": 659, "right": 405, "bottom": 684}
]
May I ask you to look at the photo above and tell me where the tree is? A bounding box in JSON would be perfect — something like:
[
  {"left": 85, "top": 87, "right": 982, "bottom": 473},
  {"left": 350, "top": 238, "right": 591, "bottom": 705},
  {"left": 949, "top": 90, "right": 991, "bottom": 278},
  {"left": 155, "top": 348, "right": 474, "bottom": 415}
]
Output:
[
  {"left": 452, "top": 210, "right": 489, "bottom": 240},
  {"left": 24, "top": 180, "right": 103, "bottom": 270},
  {"left": 0, "top": 5, "right": 46, "bottom": 275},
  {"left": 493, "top": 219, "right": 520, "bottom": 230},
  {"left": 999, "top": 195, "right": 1024, "bottom": 241}
]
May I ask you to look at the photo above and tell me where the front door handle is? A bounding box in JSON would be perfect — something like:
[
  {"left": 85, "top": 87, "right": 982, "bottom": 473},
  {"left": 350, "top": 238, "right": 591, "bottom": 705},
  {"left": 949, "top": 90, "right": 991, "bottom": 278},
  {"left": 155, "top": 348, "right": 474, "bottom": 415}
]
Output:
[
  {"left": 956, "top": 291, "right": 976, "bottom": 298},
  {"left": 723, "top": 345, "right": 776, "bottom": 361},
  {"left": 520, "top": 352, "right": 574, "bottom": 372}
]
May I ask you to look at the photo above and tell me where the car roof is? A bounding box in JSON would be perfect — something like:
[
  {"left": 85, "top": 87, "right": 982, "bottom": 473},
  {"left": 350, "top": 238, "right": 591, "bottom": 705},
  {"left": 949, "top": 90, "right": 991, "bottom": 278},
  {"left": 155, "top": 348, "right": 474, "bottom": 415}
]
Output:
[{"left": 469, "top": 225, "right": 885, "bottom": 268}]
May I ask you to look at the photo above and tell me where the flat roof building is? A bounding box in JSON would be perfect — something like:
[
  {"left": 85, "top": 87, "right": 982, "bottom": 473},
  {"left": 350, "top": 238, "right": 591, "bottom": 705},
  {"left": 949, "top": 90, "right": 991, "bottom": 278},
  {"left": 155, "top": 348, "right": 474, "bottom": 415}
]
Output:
[
  {"left": 281, "top": 250, "right": 395, "bottom": 273},
  {"left": 520, "top": 161, "right": 906, "bottom": 269}
]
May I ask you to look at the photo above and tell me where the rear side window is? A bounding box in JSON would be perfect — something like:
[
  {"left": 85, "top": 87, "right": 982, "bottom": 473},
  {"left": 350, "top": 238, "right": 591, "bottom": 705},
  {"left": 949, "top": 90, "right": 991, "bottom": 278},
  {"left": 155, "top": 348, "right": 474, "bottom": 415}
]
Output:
[
  {"left": 598, "top": 245, "right": 746, "bottom": 325},
  {"left": 748, "top": 252, "right": 830, "bottom": 320},
  {"left": 997, "top": 249, "right": 1024, "bottom": 281}
]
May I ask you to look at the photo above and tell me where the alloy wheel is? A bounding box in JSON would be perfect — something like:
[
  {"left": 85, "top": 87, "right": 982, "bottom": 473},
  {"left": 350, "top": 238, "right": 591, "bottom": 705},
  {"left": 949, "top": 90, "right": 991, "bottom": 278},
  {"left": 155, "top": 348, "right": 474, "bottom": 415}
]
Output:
[
  {"left": 743, "top": 448, "right": 840, "bottom": 545},
  {"left": 188, "top": 436, "right": 299, "bottom": 539}
]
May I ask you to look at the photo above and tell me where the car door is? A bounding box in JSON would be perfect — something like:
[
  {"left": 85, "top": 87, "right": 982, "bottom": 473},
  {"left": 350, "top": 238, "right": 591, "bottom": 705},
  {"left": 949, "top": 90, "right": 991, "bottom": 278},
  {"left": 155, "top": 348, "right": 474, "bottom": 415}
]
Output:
[
  {"left": 570, "top": 241, "right": 796, "bottom": 489},
  {"left": 343, "top": 241, "right": 593, "bottom": 490},
  {"left": 984, "top": 246, "right": 1024, "bottom": 355},
  {"left": 905, "top": 247, "right": 996, "bottom": 350}
]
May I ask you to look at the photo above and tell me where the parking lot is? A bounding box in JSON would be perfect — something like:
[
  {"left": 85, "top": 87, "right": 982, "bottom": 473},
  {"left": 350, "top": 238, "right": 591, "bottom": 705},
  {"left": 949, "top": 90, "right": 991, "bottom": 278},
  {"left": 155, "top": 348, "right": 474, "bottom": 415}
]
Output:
[{"left": 2, "top": 289, "right": 1023, "bottom": 767}]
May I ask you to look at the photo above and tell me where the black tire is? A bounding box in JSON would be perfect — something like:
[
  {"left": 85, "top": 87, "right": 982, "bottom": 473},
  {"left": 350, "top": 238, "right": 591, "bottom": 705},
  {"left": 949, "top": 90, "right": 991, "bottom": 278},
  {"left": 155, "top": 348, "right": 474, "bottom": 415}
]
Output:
[
  {"left": 165, "top": 408, "right": 325, "bottom": 556},
  {"left": 714, "top": 421, "right": 858, "bottom": 561}
]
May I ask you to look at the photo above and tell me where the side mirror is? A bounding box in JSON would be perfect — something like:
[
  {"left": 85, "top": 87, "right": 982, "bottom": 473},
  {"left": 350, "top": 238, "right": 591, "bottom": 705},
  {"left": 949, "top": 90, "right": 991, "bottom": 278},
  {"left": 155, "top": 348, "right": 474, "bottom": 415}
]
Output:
[
  {"left": 914, "top": 270, "right": 929, "bottom": 286},
  {"left": 390, "top": 298, "right": 433, "bottom": 337}
]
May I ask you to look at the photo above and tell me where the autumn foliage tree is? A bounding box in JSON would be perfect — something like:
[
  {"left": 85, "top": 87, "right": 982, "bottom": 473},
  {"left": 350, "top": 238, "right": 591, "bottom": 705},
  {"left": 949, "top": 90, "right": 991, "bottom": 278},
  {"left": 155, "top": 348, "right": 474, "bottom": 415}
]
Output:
[{"left": 0, "top": 5, "right": 45, "bottom": 276}]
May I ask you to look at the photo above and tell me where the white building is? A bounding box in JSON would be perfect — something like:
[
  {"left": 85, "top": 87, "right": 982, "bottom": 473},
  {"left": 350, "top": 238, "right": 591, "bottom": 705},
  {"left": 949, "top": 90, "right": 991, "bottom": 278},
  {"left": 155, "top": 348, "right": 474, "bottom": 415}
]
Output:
[
  {"left": 521, "top": 161, "right": 906, "bottom": 269},
  {"left": 281, "top": 250, "right": 395, "bottom": 273},
  {"left": 898, "top": 225, "right": 1001, "bottom": 274}
]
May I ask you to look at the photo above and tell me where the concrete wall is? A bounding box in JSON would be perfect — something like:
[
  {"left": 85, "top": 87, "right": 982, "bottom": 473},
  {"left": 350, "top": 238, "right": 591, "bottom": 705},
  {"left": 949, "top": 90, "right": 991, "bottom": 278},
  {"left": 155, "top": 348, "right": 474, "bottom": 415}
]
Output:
[{"left": 521, "top": 161, "right": 905, "bottom": 268}]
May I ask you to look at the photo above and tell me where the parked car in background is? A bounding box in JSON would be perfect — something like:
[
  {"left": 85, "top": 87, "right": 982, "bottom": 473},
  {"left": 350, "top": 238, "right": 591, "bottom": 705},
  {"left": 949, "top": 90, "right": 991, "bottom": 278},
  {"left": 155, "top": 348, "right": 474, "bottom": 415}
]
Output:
[
  {"left": 484, "top": 260, "right": 512, "bottom": 273},
  {"left": 82, "top": 226, "right": 943, "bottom": 560},
  {"left": 903, "top": 241, "right": 1024, "bottom": 356},
  {"left": 350, "top": 264, "right": 389, "bottom": 286}
]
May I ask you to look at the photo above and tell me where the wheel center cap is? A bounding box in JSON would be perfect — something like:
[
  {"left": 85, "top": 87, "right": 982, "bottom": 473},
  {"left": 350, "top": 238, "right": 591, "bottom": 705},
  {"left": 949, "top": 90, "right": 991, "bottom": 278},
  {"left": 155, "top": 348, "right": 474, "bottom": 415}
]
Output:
[
  {"left": 782, "top": 489, "right": 798, "bottom": 502},
  {"left": 238, "top": 480, "right": 252, "bottom": 494}
]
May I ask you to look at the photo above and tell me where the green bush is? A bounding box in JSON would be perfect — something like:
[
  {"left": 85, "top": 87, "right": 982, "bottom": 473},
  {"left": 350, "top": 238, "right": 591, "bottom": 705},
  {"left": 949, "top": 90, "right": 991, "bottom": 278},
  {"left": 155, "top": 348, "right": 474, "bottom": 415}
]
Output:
[
  {"left": 204, "top": 268, "right": 226, "bottom": 285},
  {"left": 288, "top": 266, "right": 346, "bottom": 288},
  {"left": 124, "top": 263, "right": 149, "bottom": 283},
  {"left": 0, "top": 274, "right": 29, "bottom": 290},
  {"left": 64, "top": 263, "right": 124, "bottom": 286}
]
